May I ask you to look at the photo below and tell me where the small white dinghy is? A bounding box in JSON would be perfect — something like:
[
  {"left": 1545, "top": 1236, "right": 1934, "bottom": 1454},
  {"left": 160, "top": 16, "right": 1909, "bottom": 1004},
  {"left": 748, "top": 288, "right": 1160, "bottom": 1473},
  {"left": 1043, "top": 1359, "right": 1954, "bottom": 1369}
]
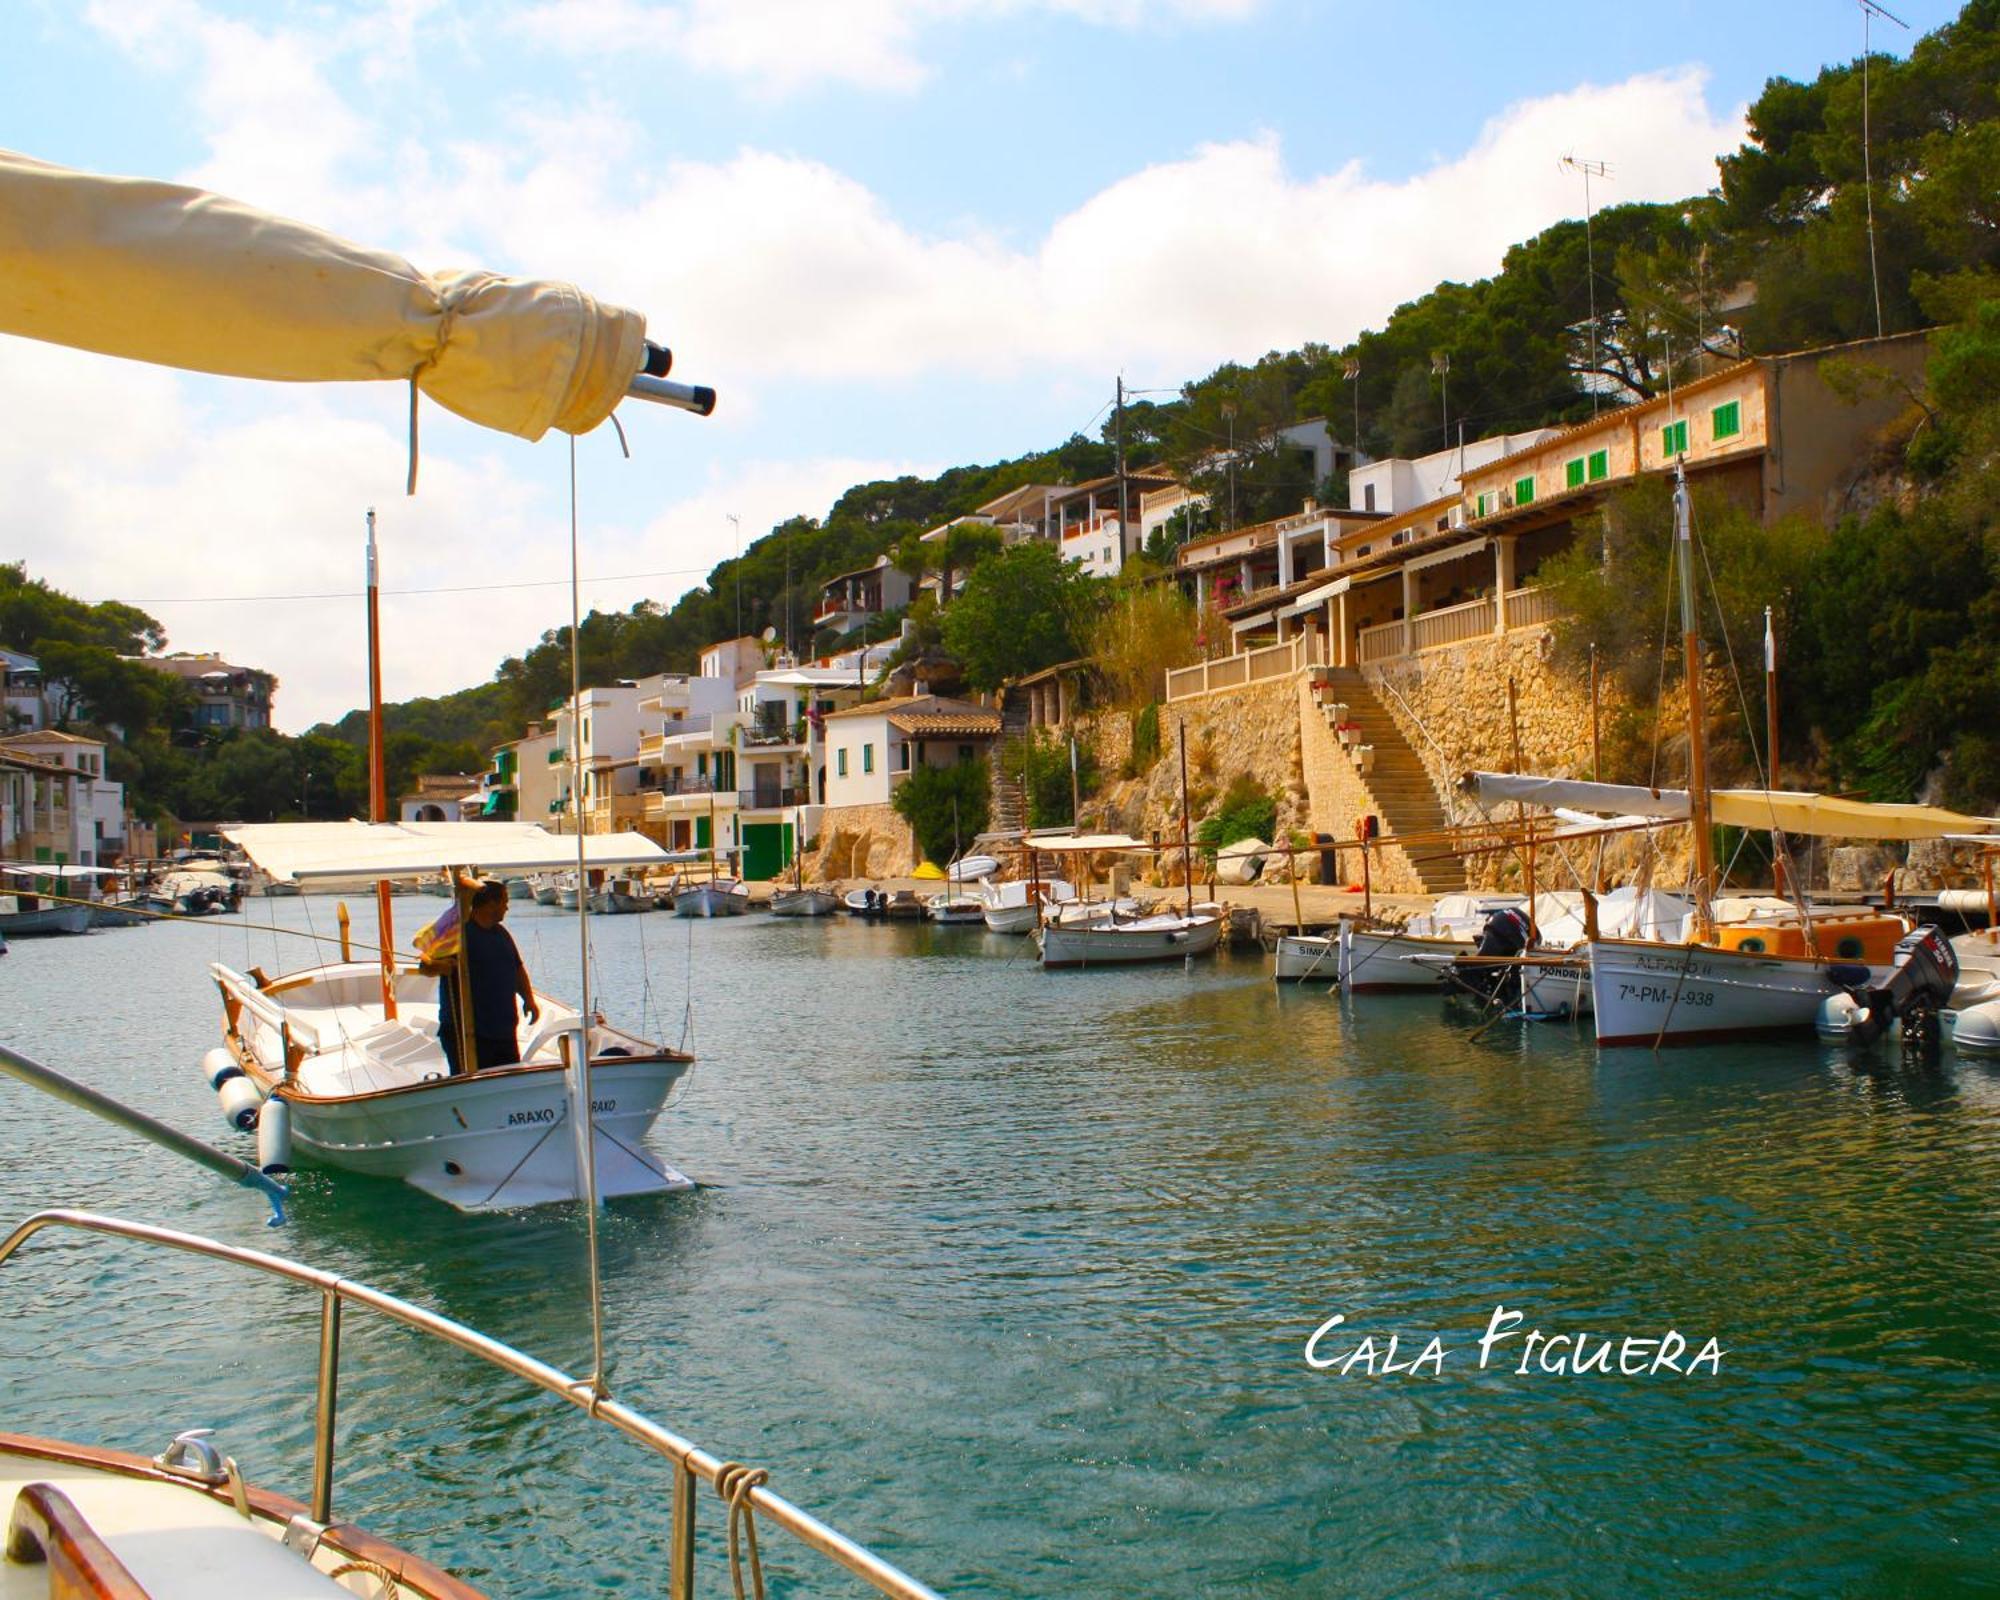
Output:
[{"left": 978, "top": 876, "right": 1077, "bottom": 934}]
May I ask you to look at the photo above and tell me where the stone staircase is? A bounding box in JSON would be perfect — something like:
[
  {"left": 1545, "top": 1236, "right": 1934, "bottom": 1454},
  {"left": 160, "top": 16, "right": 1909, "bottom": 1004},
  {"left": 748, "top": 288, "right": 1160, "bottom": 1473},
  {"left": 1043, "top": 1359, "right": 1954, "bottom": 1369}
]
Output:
[
  {"left": 1310, "top": 668, "right": 1467, "bottom": 894},
  {"left": 988, "top": 690, "right": 1033, "bottom": 833}
]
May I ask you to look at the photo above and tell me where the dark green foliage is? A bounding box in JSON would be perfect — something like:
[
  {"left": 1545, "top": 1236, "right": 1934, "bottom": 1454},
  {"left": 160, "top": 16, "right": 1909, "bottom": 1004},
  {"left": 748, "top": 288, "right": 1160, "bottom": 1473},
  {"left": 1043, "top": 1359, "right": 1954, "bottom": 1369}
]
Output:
[
  {"left": 1009, "top": 729, "right": 1099, "bottom": 829},
  {"left": 940, "top": 543, "right": 1102, "bottom": 692},
  {"left": 1194, "top": 774, "right": 1277, "bottom": 859},
  {"left": 1127, "top": 702, "right": 1161, "bottom": 777},
  {"left": 891, "top": 757, "right": 991, "bottom": 867}
]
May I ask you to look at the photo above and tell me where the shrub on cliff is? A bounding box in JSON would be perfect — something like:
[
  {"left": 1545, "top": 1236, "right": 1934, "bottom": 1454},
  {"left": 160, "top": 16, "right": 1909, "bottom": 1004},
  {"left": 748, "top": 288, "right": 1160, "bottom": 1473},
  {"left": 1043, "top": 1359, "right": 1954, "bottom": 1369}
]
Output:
[
  {"left": 1194, "top": 773, "right": 1277, "bottom": 860},
  {"left": 892, "top": 757, "right": 991, "bottom": 867}
]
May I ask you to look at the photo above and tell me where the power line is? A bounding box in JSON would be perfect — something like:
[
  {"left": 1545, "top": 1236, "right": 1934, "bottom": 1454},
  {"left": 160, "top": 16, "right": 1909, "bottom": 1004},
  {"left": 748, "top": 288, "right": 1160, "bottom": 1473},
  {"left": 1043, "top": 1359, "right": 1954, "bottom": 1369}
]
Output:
[{"left": 126, "top": 565, "right": 717, "bottom": 605}]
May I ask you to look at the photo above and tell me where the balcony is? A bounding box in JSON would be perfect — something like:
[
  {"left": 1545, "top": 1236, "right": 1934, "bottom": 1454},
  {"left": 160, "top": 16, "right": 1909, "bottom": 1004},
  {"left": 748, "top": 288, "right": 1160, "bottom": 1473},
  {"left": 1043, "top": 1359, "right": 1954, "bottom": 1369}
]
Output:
[
  {"left": 742, "top": 715, "right": 805, "bottom": 748},
  {"left": 738, "top": 785, "right": 804, "bottom": 812}
]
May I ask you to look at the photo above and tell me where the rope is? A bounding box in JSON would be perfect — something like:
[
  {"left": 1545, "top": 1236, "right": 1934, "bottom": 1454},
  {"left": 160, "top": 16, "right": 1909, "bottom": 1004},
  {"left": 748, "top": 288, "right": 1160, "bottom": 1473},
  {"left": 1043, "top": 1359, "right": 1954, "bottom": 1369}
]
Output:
[
  {"left": 713, "top": 1462, "right": 770, "bottom": 1600},
  {"left": 327, "top": 1558, "right": 400, "bottom": 1598}
]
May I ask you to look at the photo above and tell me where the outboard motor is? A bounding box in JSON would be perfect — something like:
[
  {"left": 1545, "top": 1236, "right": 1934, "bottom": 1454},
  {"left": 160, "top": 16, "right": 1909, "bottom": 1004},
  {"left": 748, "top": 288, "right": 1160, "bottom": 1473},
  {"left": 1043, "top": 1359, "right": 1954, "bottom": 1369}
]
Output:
[
  {"left": 1832, "top": 925, "right": 1958, "bottom": 1053},
  {"left": 1450, "top": 906, "right": 1533, "bottom": 1004}
]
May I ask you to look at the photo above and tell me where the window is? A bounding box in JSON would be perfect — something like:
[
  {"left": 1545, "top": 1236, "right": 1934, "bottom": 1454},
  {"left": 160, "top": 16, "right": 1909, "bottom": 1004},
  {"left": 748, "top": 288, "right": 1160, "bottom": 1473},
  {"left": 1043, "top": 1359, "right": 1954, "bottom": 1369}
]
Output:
[
  {"left": 1588, "top": 449, "right": 1609, "bottom": 482},
  {"left": 837, "top": 748, "right": 848, "bottom": 777},
  {"left": 1514, "top": 475, "right": 1535, "bottom": 506},
  {"left": 1565, "top": 457, "right": 1586, "bottom": 490},
  {"left": 897, "top": 742, "right": 912, "bottom": 771},
  {"left": 1662, "top": 418, "right": 1688, "bottom": 457},
  {"left": 697, "top": 751, "right": 707, "bottom": 776},
  {"left": 1475, "top": 491, "right": 1493, "bottom": 518},
  {"left": 1363, "top": 484, "right": 1377, "bottom": 511},
  {"left": 958, "top": 744, "right": 974, "bottom": 764},
  {"left": 863, "top": 744, "right": 875, "bottom": 774},
  {"left": 1711, "top": 400, "right": 1741, "bottom": 442},
  {"left": 582, "top": 717, "right": 590, "bottom": 743}
]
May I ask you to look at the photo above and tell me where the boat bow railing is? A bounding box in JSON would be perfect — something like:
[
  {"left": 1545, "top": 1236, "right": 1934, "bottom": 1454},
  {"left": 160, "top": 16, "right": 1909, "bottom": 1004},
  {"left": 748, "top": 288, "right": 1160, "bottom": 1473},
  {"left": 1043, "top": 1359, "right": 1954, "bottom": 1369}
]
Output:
[{"left": 0, "top": 1209, "right": 943, "bottom": 1600}]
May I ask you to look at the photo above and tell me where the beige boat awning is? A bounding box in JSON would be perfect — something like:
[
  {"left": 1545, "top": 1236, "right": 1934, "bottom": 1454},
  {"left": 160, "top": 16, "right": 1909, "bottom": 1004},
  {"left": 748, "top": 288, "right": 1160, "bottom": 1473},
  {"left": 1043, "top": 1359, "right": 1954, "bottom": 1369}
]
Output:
[
  {"left": 226, "top": 821, "right": 671, "bottom": 883},
  {"left": 1472, "top": 772, "right": 2000, "bottom": 841},
  {"left": 0, "top": 147, "right": 644, "bottom": 442}
]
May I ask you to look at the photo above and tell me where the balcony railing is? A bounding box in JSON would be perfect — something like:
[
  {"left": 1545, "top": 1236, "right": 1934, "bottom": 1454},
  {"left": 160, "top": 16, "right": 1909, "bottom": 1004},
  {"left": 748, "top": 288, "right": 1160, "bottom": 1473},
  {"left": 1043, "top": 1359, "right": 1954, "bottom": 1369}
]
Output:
[
  {"left": 1410, "top": 596, "right": 1495, "bottom": 652},
  {"left": 739, "top": 785, "right": 804, "bottom": 812},
  {"left": 1164, "top": 631, "right": 1324, "bottom": 703},
  {"left": 742, "top": 719, "right": 806, "bottom": 748},
  {"left": 1356, "top": 587, "right": 1560, "bottom": 664}
]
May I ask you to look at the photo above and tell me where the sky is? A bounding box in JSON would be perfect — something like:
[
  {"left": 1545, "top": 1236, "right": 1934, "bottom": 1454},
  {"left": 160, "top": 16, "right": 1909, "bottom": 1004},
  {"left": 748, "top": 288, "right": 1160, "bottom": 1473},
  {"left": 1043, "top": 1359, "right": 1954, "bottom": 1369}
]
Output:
[{"left": 1, "top": 0, "right": 1963, "bottom": 732}]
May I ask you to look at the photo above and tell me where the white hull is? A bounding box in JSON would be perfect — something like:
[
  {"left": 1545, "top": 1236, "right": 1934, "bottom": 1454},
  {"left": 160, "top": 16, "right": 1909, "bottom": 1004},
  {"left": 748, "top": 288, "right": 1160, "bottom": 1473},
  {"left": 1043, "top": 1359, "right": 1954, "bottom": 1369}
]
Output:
[
  {"left": 0, "top": 904, "right": 93, "bottom": 937},
  {"left": 673, "top": 882, "right": 748, "bottom": 917},
  {"left": 214, "top": 960, "right": 693, "bottom": 1209},
  {"left": 1039, "top": 913, "right": 1223, "bottom": 967},
  {"left": 1518, "top": 956, "right": 1593, "bottom": 1017},
  {"left": 588, "top": 890, "right": 658, "bottom": 914},
  {"left": 281, "top": 1056, "right": 692, "bottom": 1208},
  {"left": 770, "top": 888, "right": 841, "bottom": 917},
  {"left": 1586, "top": 937, "right": 1885, "bottom": 1047},
  {"left": 1338, "top": 924, "right": 1471, "bottom": 992},
  {"left": 1274, "top": 933, "right": 1338, "bottom": 981},
  {"left": 982, "top": 902, "right": 1043, "bottom": 934}
]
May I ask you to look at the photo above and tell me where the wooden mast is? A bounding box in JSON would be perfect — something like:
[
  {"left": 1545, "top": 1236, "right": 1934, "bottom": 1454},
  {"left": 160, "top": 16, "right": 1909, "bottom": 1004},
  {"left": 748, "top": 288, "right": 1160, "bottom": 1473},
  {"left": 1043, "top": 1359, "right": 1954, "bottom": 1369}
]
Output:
[
  {"left": 365, "top": 510, "right": 398, "bottom": 1019},
  {"left": 1673, "top": 463, "right": 1717, "bottom": 942},
  {"left": 1177, "top": 719, "right": 1194, "bottom": 920},
  {"left": 1765, "top": 605, "right": 1784, "bottom": 894}
]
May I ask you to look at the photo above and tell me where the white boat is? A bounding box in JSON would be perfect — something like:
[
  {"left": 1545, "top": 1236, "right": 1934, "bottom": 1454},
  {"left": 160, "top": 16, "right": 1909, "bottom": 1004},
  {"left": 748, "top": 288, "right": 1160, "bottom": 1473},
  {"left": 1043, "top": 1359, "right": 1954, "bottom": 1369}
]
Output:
[
  {"left": 0, "top": 897, "right": 93, "bottom": 937},
  {"left": 672, "top": 878, "right": 749, "bottom": 917},
  {"left": 947, "top": 854, "right": 1000, "bottom": 883},
  {"left": 556, "top": 872, "right": 581, "bottom": 910},
  {"left": 771, "top": 886, "right": 842, "bottom": 917},
  {"left": 533, "top": 875, "right": 560, "bottom": 906},
  {"left": 1274, "top": 932, "right": 1339, "bottom": 981},
  {"left": 926, "top": 893, "right": 985, "bottom": 924},
  {"left": 587, "top": 873, "right": 659, "bottom": 913},
  {"left": 977, "top": 876, "right": 1077, "bottom": 934},
  {"left": 216, "top": 821, "right": 695, "bottom": 1210},
  {"left": 1038, "top": 909, "right": 1224, "bottom": 967},
  {"left": 506, "top": 875, "right": 534, "bottom": 900}
]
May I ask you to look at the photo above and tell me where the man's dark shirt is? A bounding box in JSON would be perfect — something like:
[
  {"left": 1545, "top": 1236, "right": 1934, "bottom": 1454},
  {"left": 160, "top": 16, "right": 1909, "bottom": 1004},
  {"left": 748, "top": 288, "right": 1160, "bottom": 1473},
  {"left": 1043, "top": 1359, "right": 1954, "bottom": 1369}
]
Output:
[{"left": 440, "top": 920, "right": 525, "bottom": 1040}]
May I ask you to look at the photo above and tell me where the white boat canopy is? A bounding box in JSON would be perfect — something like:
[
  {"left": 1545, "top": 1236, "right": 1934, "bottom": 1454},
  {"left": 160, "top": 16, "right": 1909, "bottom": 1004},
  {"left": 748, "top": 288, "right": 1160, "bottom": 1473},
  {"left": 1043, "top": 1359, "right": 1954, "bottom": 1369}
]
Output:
[
  {"left": 0, "top": 863, "right": 119, "bottom": 879},
  {"left": 1471, "top": 771, "right": 2000, "bottom": 841},
  {"left": 224, "top": 821, "right": 671, "bottom": 883},
  {"left": 0, "top": 147, "right": 643, "bottom": 442},
  {"left": 1032, "top": 833, "right": 1156, "bottom": 854}
]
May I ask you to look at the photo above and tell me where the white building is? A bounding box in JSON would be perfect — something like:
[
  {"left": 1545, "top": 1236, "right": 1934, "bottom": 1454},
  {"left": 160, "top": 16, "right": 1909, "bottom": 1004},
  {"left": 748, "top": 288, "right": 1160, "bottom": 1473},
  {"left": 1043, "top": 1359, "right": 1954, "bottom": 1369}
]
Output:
[
  {"left": 1347, "top": 430, "right": 1556, "bottom": 516},
  {"left": 2, "top": 649, "right": 45, "bottom": 732},
  {"left": 813, "top": 557, "right": 914, "bottom": 639},
  {"left": 821, "top": 695, "right": 1002, "bottom": 811},
  {"left": 0, "top": 729, "right": 126, "bottom": 865}
]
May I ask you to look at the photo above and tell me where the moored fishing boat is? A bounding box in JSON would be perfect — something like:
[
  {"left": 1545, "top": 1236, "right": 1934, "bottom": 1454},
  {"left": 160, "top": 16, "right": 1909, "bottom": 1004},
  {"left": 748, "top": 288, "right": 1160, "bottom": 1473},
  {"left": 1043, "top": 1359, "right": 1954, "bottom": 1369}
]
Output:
[
  {"left": 926, "top": 892, "right": 985, "bottom": 924},
  {"left": 672, "top": 877, "right": 749, "bottom": 917},
  {"left": 1038, "top": 907, "right": 1224, "bottom": 967},
  {"left": 977, "top": 875, "right": 1077, "bottom": 933},
  {"left": 214, "top": 820, "right": 694, "bottom": 1209},
  {"left": 587, "top": 872, "right": 659, "bottom": 913}
]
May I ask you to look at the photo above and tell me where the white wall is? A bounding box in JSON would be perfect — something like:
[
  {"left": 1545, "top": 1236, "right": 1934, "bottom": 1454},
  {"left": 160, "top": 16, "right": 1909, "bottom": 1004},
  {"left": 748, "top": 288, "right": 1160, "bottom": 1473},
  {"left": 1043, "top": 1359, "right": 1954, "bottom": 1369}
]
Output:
[{"left": 823, "top": 713, "right": 894, "bottom": 807}]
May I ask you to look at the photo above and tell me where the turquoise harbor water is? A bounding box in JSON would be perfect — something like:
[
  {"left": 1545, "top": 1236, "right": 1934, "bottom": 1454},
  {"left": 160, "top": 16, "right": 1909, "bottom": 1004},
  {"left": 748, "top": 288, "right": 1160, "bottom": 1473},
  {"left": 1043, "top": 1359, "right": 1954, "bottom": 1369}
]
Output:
[{"left": 2, "top": 900, "right": 1998, "bottom": 1596}]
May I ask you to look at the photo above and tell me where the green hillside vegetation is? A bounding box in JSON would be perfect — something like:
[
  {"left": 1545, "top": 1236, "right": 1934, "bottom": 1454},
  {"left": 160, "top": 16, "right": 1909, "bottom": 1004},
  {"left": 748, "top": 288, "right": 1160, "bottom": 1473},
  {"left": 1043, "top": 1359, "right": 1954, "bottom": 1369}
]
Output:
[{"left": 10, "top": 2, "right": 1997, "bottom": 824}]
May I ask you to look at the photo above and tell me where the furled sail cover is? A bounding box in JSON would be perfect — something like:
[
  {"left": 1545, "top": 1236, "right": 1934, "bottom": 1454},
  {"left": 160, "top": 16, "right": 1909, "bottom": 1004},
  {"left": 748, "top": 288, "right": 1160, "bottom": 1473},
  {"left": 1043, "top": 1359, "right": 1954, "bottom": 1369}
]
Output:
[
  {"left": 0, "top": 148, "right": 645, "bottom": 441},
  {"left": 1471, "top": 772, "right": 2000, "bottom": 841}
]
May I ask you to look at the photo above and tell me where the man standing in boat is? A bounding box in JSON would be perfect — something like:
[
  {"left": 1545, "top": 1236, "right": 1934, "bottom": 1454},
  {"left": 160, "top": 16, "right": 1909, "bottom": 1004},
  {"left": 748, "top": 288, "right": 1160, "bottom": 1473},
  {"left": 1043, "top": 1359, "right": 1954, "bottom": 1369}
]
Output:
[{"left": 424, "top": 880, "right": 541, "bottom": 1073}]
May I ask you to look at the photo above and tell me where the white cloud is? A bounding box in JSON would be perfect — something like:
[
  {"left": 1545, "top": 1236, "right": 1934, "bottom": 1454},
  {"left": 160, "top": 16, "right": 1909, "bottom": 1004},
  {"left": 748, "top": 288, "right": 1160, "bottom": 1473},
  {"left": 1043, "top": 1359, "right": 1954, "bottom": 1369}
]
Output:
[
  {"left": 0, "top": 334, "right": 913, "bottom": 730},
  {"left": 510, "top": 0, "right": 1259, "bottom": 96}
]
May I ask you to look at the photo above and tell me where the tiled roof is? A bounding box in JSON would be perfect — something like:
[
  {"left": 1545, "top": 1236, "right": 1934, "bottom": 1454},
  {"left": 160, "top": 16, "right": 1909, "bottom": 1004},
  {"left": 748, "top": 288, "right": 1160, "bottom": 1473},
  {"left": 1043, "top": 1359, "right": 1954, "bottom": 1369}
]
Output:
[
  {"left": 889, "top": 709, "right": 1002, "bottom": 737},
  {"left": 0, "top": 730, "right": 100, "bottom": 746}
]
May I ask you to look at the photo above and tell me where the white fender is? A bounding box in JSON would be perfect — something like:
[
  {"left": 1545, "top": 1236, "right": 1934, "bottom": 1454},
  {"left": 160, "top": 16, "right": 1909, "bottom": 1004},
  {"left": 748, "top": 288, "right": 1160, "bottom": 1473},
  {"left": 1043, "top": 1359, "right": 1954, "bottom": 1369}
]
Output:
[
  {"left": 256, "top": 1097, "right": 292, "bottom": 1175},
  {"left": 217, "top": 1073, "right": 262, "bottom": 1131},
  {"left": 200, "top": 1046, "right": 241, "bottom": 1090},
  {"left": 1814, "top": 992, "right": 1867, "bottom": 1042}
]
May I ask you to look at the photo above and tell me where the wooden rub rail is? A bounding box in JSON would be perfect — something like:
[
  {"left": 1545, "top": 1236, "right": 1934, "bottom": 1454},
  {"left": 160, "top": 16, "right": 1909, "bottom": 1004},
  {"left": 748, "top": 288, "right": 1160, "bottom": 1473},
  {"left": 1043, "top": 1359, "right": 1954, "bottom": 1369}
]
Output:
[
  {"left": 7, "top": 1482, "right": 150, "bottom": 1600},
  {"left": 0, "top": 1211, "right": 945, "bottom": 1600}
]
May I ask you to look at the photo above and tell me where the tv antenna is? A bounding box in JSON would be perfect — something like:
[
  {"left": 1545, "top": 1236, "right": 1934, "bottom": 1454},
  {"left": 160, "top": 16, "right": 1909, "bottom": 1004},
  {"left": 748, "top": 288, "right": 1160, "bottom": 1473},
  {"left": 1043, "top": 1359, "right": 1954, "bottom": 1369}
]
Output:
[
  {"left": 1858, "top": 0, "right": 1910, "bottom": 339},
  {"left": 1561, "top": 155, "right": 1612, "bottom": 414}
]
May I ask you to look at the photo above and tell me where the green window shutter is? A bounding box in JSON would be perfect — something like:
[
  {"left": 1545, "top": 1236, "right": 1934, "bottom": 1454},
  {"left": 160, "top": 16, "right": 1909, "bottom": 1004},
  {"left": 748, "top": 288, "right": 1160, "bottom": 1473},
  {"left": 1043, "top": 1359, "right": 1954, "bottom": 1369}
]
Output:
[
  {"left": 837, "top": 748, "right": 847, "bottom": 777},
  {"left": 863, "top": 744, "right": 874, "bottom": 774},
  {"left": 1663, "top": 419, "right": 1688, "bottom": 456},
  {"left": 1566, "top": 457, "right": 1586, "bottom": 489},
  {"left": 1588, "top": 449, "right": 1608, "bottom": 481},
  {"left": 1712, "top": 400, "right": 1740, "bottom": 441},
  {"left": 1515, "top": 475, "right": 1535, "bottom": 506}
]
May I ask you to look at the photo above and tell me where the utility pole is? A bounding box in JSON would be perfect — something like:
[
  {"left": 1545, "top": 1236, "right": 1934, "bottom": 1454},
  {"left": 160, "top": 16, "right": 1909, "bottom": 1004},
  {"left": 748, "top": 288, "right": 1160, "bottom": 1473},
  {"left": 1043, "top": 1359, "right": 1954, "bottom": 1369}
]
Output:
[
  {"left": 1859, "top": 0, "right": 1910, "bottom": 340},
  {"left": 1431, "top": 351, "right": 1450, "bottom": 451},
  {"left": 727, "top": 512, "right": 742, "bottom": 639},
  {"left": 1342, "top": 356, "right": 1361, "bottom": 467},
  {"left": 1114, "top": 374, "right": 1129, "bottom": 564},
  {"left": 1561, "top": 155, "right": 1610, "bottom": 415},
  {"left": 1222, "top": 401, "right": 1237, "bottom": 530}
]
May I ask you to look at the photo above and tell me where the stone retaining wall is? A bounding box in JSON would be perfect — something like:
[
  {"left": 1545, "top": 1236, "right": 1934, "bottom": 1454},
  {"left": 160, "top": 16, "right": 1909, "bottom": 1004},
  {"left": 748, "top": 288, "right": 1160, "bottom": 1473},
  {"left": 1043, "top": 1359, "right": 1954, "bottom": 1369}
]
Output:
[{"left": 808, "top": 801, "right": 918, "bottom": 880}]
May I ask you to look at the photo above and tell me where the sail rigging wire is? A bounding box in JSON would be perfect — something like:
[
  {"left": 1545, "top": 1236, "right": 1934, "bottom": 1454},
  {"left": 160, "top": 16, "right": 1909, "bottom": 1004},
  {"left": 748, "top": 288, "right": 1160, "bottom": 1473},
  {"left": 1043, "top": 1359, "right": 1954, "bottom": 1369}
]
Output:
[{"left": 567, "top": 432, "right": 609, "bottom": 1399}]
